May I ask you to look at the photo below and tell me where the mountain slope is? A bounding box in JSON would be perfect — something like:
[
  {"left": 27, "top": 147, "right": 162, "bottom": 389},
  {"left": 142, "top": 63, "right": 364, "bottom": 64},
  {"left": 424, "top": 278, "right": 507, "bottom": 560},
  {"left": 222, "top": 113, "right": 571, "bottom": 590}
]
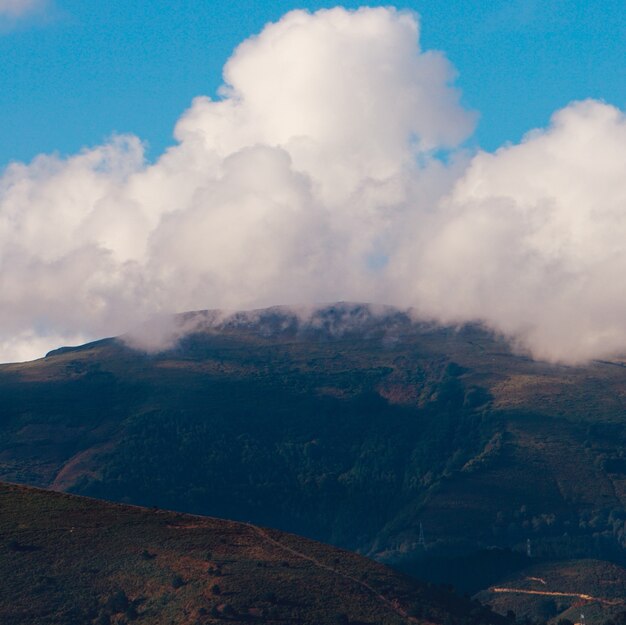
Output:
[
  {"left": 0, "top": 304, "right": 624, "bottom": 596},
  {"left": 0, "top": 481, "right": 503, "bottom": 625}
]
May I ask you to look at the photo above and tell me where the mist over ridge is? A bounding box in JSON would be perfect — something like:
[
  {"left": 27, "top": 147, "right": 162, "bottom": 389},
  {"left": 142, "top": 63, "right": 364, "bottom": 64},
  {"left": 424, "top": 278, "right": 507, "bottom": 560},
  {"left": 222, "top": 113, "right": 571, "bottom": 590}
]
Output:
[{"left": 1, "top": 6, "right": 625, "bottom": 364}]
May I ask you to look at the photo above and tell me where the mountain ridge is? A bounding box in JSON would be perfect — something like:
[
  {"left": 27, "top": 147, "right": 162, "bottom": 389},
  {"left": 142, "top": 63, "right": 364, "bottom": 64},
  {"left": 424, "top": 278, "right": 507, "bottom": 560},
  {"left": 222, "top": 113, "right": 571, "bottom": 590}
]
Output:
[{"left": 1, "top": 303, "right": 624, "bottom": 621}]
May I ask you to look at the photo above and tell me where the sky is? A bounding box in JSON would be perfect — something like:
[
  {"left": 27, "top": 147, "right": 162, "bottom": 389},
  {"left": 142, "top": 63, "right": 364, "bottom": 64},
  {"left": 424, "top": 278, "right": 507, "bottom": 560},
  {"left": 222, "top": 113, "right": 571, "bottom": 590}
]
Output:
[
  {"left": 1, "top": 0, "right": 624, "bottom": 165},
  {"left": 0, "top": 1, "right": 625, "bottom": 364}
]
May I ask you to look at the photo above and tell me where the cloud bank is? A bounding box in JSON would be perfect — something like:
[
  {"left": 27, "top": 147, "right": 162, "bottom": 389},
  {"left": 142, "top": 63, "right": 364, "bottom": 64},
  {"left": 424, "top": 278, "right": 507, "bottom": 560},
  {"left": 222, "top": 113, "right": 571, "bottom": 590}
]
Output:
[{"left": 1, "top": 7, "right": 625, "bottom": 364}]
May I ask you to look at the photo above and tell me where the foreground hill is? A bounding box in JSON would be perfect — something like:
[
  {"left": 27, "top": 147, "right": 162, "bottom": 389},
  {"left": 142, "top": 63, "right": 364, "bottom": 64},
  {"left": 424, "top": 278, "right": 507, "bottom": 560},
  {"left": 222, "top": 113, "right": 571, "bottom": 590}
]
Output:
[
  {"left": 0, "top": 304, "right": 624, "bottom": 606},
  {"left": 0, "top": 482, "right": 503, "bottom": 625}
]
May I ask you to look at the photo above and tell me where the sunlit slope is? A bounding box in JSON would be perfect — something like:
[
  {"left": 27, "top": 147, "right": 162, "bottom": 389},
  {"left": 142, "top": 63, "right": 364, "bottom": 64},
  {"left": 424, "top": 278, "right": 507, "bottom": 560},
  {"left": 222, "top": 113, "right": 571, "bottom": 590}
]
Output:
[
  {"left": 0, "top": 304, "right": 624, "bottom": 587},
  {"left": 0, "top": 481, "right": 503, "bottom": 625}
]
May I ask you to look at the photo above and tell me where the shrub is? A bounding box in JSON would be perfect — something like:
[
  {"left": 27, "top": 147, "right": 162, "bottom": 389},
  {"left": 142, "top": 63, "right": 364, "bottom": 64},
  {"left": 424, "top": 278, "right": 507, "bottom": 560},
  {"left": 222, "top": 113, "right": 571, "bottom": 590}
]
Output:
[{"left": 105, "top": 590, "right": 130, "bottom": 613}]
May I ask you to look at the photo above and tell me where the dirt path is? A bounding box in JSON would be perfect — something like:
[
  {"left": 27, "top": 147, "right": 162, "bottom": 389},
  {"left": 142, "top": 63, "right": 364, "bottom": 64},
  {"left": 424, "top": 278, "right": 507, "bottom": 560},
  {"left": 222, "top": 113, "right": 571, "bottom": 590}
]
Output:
[
  {"left": 490, "top": 587, "right": 623, "bottom": 606},
  {"left": 246, "top": 524, "right": 418, "bottom": 623}
]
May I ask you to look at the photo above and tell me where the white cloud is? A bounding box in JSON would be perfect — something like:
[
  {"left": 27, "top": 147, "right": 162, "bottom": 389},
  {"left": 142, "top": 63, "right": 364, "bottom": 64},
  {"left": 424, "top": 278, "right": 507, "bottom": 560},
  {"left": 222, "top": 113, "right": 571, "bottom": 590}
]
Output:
[
  {"left": 173, "top": 7, "right": 474, "bottom": 204},
  {"left": 0, "top": 7, "right": 625, "bottom": 364},
  {"left": 398, "top": 100, "right": 626, "bottom": 363}
]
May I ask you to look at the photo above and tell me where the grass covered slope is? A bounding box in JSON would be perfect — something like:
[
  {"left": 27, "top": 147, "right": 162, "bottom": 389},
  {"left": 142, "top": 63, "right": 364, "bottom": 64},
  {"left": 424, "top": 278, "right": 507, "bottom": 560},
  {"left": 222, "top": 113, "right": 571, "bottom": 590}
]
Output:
[{"left": 0, "top": 482, "right": 503, "bottom": 625}]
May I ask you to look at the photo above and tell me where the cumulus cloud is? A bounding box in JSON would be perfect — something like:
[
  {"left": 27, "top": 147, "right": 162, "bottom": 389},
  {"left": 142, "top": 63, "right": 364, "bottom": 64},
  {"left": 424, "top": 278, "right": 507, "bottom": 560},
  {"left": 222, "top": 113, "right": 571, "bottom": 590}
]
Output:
[
  {"left": 400, "top": 100, "right": 626, "bottom": 362},
  {"left": 0, "top": 6, "right": 624, "bottom": 364}
]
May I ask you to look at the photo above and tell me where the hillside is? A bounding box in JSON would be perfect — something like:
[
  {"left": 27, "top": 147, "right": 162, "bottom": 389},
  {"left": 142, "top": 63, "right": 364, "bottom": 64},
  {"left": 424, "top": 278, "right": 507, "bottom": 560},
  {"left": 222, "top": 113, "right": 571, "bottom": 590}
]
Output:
[
  {"left": 0, "top": 481, "right": 503, "bottom": 625},
  {"left": 0, "top": 304, "right": 624, "bottom": 604},
  {"left": 475, "top": 559, "right": 626, "bottom": 624}
]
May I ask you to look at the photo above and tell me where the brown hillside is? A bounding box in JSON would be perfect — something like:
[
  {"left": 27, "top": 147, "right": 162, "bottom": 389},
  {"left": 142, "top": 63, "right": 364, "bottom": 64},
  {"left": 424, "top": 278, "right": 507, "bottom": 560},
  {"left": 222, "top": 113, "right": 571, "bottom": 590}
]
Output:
[{"left": 0, "top": 481, "right": 503, "bottom": 625}]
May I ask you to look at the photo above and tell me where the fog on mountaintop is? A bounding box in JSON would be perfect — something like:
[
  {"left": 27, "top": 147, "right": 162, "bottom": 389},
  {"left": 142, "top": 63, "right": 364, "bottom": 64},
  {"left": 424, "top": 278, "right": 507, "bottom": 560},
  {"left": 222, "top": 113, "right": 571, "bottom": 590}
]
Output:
[{"left": 1, "top": 7, "right": 625, "bottom": 364}]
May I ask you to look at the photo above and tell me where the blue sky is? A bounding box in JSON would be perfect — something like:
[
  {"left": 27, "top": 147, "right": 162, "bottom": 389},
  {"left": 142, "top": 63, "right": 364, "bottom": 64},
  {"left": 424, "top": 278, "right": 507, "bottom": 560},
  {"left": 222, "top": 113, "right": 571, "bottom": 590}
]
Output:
[{"left": 1, "top": 0, "right": 624, "bottom": 167}]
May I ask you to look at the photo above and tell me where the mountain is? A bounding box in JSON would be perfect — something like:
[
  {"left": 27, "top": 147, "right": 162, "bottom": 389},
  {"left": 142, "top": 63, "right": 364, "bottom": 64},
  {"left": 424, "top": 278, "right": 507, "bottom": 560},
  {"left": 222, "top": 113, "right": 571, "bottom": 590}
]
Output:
[
  {"left": 0, "top": 481, "right": 504, "bottom": 625},
  {"left": 0, "top": 303, "right": 624, "bottom": 617}
]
